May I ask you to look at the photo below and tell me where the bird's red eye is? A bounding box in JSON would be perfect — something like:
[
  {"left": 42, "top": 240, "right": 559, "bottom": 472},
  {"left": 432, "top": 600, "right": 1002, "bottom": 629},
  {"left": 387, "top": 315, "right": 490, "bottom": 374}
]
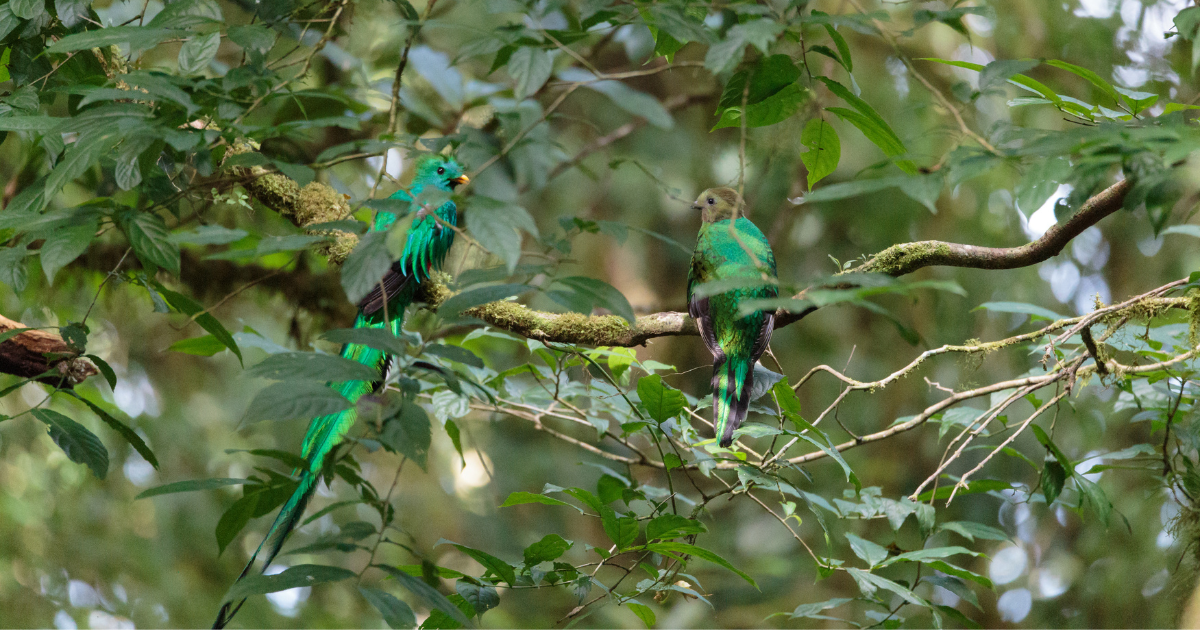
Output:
[{"left": 437, "top": 167, "right": 445, "bottom": 175}]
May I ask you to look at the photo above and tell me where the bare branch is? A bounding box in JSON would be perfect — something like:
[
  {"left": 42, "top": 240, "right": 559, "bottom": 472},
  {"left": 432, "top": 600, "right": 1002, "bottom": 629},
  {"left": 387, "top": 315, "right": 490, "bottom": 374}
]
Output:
[{"left": 0, "top": 314, "right": 97, "bottom": 387}]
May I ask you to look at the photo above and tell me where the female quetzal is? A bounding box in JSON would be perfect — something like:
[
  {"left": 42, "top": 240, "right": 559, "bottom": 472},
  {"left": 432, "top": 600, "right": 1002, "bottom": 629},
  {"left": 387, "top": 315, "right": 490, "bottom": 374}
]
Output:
[
  {"left": 213, "top": 155, "right": 468, "bottom": 628},
  {"left": 686, "top": 187, "right": 778, "bottom": 448}
]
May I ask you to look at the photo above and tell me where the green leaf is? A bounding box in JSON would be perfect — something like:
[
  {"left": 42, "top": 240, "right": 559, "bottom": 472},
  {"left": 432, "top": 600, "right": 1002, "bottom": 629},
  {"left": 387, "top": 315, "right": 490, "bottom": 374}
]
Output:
[
  {"left": 712, "top": 55, "right": 807, "bottom": 130},
  {"left": 0, "top": 116, "right": 59, "bottom": 132},
  {"left": 936, "top": 521, "right": 1009, "bottom": 543},
  {"left": 636, "top": 375, "right": 685, "bottom": 422},
  {"left": 392, "top": 0, "right": 419, "bottom": 21},
  {"left": 223, "top": 564, "right": 356, "bottom": 603},
  {"left": 1164, "top": 225, "right": 1200, "bottom": 239},
  {"left": 646, "top": 514, "right": 706, "bottom": 541},
  {"left": 1016, "top": 156, "right": 1071, "bottom": 215},
  {"left": 844, "top": 533, "right": 888, "bottom": 568},
  {"left": 84, "top": 354, "right": 118, "bottom": 389},
  {"left": 499, "top": 491, "right": 582, "bottom": 512},
  {"left": 45, "top": 133, "right": 121, "bottom": 209},
  {"left": 626, "top": 602, "right": 656, "bottom": 628},
  {"left": 136, "top": 477, "right": 253, "bottom": 499},
  {"left": 1074, "top": 475, "right": 1112, "bottom": 527},
  {"left": 375, "top": 564, "right": 473, "bottom": 627},
  {"left": 322, "top": 327, "right": 410, "bottom": 355},
  {"left": 360, "top": 586, "right": 418, "bottom": 629},
  {"left": 47, "top": 26, "right": 182, "bottom": 53},
  {"left": 925, "top": 561, "right": 994, "bottom": 589},
  {"left": 154, "top": 284, "right": 242, "bottom": 363},
  {"left": 244, "top": 381, "right": 353, "bottom": 422},
  {"left": 1175, "top": 7, "right": 1200, "bottom": 39},
  {"left": 227, "top": 25, "right": 277, "bottom": 53},
  {"left": 823, "top": 21, "right": 852, "bottom": 72},
  {"left": 178, "top": 31, "right": 220, "bottom": 75},
  {"left": 1046, "top": 59, "right": 1121, "bottom": 105},
  {"left": 559, "top": 69, "right": 673, "bottom": 130},
  {"left": 170, "top": 225, "right": 249, "bottom": 245},
  {"left": 455, "top": 580, "right": 499, "bottom": 616},
  {"left": 523, "top": 534, "right": 572, "bottom": 565},
  {"left": 120, "top": 211, "right": 181, "bottom": 276},
  {"left": 801, "top": 118, "right": 840, "bottom": 190},
  {"left": 846, "top": 568, "right": 927, "bottom": 606},
  {"left": 439, "top": 284, "right": 531, "bottom": 317},
  {"left": 464, "top": 203, "right": 529, "bottom": 274},
  {"left": 603, "top": 512, "right": 639, "bottom": 550},
  {"left": 424, "top": 344, "right": 484, "bottom": 368},
  {"left": 818, "top": 77, "right": 913, "bottom": 172},
  {"left": 646, "top": 542, "right": 757, "bottom": 588},
  {"left": 552, "top": 275, "right": 635, "bottom": 324},
  {"left": 925, "top": 574, "right": 981, "bottom": 610},
  {"left": 379, "top": 400, "right": 432, "bottom": 470},
  {"left": 274, "top": 160, "right": 315, "bottom": 187},
  {"left": 1031, "top": 425, "right": 1072, "bottom": 470},
  {"left": 508, "top": 47, "right": 552, "bottom": 100},
  {"left": 1042, "top": 460, "right": 1067, "bottom": 504},
  {"left": 974, "top": 301, "right": 1063, "bottom": 322},
  {"left": 978, "top": 58, "right": 1040, "bottom": 92},
  {"left": 33, "top": 408, "right": 108, "bottom": 479},
  {"left": 120, "top": 71, "right": 198, "bottom": 113},
  {"left": 70, "top": 393, "right": 159, "bottom": 469},
  {"left": 443, "top": 542, "right": 516, "bottom": 586},
  {"left": 166, "top": 334, "right": 227, "bottom": 357},
  {"left": 916, "top": 479, "right": 1013, "bottom": 501},
  {"left": 10, "top": 0, "right": 42, "bottom": 19},
  {"left": 712, "top": 82, "right": 808, "bottom": 131},
  {"left": 879, "top": 546, "right": 983, "bottom": 567},
  {"left": 216, "top": 491, "right": 260, "bottom": 555},
  {"left": 246, "top": 352, "right": 380, "bottom": 382},
  {"left": 789, "top": 597, "right": 854, "bottom": 619},
  {"left": 797, "top": 434, "right": 860, "bottom": 490},
  {"left": 341, "top": 231, "right": 392, "bottom": 305},
  {"left": 40, "top": 218, "right": 96, "bottom": 284}
]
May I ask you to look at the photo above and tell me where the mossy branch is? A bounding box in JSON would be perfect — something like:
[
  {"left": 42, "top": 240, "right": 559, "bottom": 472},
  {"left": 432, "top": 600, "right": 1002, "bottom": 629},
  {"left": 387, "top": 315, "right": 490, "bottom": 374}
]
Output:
[
  {"left": 853, "top": 178, "right": 1132, "bottom": 276},
  {"left": 228, "top": 142, "right": 1136, "bottom": 347},
  {"left": 225, "top": 141, "right": 360, "bottom": 264}
]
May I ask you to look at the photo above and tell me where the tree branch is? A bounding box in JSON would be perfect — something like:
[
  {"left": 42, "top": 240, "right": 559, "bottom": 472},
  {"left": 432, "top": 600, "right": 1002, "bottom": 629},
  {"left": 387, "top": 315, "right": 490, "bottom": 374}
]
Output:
[
  {"left": 853, "top": 178, "right": 1133, "bottom": 276},
  {"left": 0, "top": 315, "right": 97, "bottom": 387}
]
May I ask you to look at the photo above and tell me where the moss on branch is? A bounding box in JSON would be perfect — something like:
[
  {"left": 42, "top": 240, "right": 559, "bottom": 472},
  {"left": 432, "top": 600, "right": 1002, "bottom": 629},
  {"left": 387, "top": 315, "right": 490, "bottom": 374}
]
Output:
[
  {"left": 225, "top": 142, "right": 359, "bottom": 263},
  {"left": 219, "top": 143, "right": 1135, "bottom": 347}
]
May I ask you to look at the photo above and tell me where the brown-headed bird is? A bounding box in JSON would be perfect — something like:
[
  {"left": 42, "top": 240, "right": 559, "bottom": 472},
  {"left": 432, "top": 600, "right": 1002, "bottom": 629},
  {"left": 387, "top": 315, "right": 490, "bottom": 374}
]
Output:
[{"left": 686, "top": 188, "right": 779, "bottom": 447}]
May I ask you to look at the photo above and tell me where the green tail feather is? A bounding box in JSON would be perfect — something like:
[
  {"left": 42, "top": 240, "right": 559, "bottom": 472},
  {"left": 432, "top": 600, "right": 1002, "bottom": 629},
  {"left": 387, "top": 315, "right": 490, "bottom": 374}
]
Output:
[
  {"left": 712, "top": 357, "right": 753, "bottom": 448},
  {"left": 213, "top": 309, "right": 406, "bottom": 629}
]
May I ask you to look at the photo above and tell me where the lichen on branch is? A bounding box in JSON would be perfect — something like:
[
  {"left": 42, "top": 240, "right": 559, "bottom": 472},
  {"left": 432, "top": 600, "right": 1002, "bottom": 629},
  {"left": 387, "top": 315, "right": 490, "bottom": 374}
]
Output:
[
  {"left": 227, "top": 142, "right": 1138, "bottom": 348},
  {"left": 224, "top": 142, "right": 359, "bottom": 263}
]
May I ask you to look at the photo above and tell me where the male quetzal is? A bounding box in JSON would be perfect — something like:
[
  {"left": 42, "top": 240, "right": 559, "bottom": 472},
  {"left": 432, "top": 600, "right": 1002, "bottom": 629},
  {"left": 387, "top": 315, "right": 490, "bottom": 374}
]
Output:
[
  {"left": 686, "top": 187, "right": 778, "bottom": 448},
  {"left": 213, "top": 155, "right": 469, "bottom": 628}
]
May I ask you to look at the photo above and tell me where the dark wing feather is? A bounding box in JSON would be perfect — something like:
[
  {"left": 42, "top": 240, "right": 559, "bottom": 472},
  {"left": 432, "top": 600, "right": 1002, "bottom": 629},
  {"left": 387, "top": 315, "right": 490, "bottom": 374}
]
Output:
[
  {"left": 749, "top": 311, "right": 775, "bottom": 362},
  {"left": 358, "top": 261, "right": 415, "bottom": 315},
  {"left": 688, "top": 251, "right": 725, "bottom": 362}
]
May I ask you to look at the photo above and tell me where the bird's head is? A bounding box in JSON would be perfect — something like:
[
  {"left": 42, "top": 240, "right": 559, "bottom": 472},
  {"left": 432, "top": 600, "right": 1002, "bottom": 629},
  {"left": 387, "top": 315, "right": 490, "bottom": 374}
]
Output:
[
  {"left": 692, "top": 187, "right": 742, "bottom": 223},
  {"left": 414, "top": 155, "right": 470, "bottom": 191}
]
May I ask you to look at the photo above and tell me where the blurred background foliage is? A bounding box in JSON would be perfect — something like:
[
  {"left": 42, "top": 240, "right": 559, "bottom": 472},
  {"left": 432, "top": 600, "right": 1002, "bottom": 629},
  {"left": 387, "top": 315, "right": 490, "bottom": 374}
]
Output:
[{"left": 4, "top": 0, "right": 1200, "bottom": 628}]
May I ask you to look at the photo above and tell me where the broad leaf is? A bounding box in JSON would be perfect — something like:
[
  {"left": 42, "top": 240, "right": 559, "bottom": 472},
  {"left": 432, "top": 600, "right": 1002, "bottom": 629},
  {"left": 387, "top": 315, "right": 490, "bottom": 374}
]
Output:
[{"left": 34, "top": 409, "right": 108, "bottom": 479}]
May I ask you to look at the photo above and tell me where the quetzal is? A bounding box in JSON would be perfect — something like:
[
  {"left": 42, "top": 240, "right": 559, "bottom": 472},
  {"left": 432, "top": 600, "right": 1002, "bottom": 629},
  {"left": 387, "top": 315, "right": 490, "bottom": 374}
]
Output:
[
  {"left": 686, "top": 187, "right": 778, "bottom": 448},
  {"left": 213, "top": 155, "right": 469, "bottom": 628}
]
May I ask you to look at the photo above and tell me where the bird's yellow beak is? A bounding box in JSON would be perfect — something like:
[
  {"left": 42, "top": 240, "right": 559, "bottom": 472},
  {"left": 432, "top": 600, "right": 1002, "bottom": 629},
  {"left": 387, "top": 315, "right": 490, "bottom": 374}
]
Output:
[{"left": 450, "top": 174, "right": 470, "bottom": 188}]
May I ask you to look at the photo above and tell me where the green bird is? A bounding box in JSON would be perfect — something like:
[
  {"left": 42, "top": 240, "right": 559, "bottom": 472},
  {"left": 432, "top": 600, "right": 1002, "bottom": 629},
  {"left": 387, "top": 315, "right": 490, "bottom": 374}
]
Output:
[
  {"left": 686, "top": 187, "right": 778, "bottom": 448},
  {"left": 213, "top": 155, "right": 469, "bottom": 628}
]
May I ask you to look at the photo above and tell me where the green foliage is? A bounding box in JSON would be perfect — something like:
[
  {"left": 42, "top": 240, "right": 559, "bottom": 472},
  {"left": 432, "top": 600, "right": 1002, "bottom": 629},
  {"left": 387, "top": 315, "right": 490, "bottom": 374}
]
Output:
[{"left": 3, "top": 0, "right": 1200, "bottom": 627}]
